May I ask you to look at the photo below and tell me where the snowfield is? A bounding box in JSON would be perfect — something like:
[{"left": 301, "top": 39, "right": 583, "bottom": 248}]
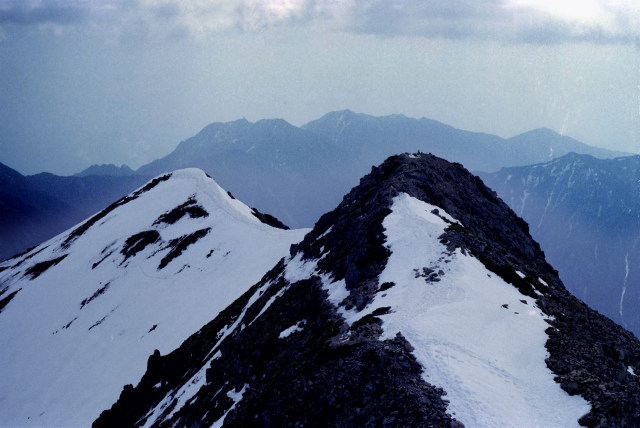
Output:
[
  {"left": 356, "top": 193, "right": 591, "bottom": 427},
  {"left": 0, "top": 169, "right": 307, "bottom": 427}
]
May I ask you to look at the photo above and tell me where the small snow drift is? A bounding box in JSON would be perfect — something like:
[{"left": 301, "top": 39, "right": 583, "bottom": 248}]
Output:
[
  {"left": 0, "top": 169, "right": 307, "bottom": 427},
  {"left": 96, "top": 154, "right": 640, "bottom": 427}
]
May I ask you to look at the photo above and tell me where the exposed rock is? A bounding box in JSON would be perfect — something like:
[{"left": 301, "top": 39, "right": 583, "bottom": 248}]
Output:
[
  {"left": 251, "top": 207, "right": 290, "bottom": 230},
  {"left": 23, "top": 254, "right": 68, "bottom": 279},
  {"left": 157, "top": 228, "right": 210, "bottom": 270},
  {"left": 0, "top": 288, "right": 21, "bottom": 314},
  {"left": 152, "top": 197, "right": 208, "bottom": 226},
  {"left": 121, "top": 230, "right": 161, "bottom": 263}
]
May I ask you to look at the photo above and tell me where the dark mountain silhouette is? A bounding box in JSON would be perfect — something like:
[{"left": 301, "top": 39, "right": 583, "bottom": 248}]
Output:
[
  {"left": 0, "top": 162, "right": 149, "bottom": 261},
  {"left": 75, "top": 164, "right": 135, "bottom": 177},
  {"left": 0, "top": 162, "right": 73, "bottom": 260}
]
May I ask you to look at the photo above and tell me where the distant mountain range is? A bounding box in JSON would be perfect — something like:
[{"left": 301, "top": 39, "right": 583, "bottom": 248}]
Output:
[
  {"left": 137, "top": 117, "right": 351, "bottom": 229},
  {"left": 480, "top": 153, "right": 640, "bottom": 337},
  {"left": 0, "top": 110, "right": 630, "bottom": 266},
  {"left": 74, "top": 164, "right": 135, "bottom": 177},
  {"left": 303, "top": 111, "right": 624, "bottom": 171},
  {"left": 136, "top": 110, "right": 626, "bottom": 229}
]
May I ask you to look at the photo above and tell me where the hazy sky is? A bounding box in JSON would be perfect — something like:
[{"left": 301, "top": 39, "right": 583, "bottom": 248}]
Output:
[{"left": 0, "top": 0, "right": 638, "bottom": 175}]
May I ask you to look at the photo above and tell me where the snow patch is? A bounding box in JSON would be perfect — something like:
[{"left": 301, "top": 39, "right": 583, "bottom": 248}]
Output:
[
  {"left": 160, "top": 358, "right": 213, "bottom": 423},
  {"left": 279, "top": 321, "right": 305, "bottom": 339},
  {"left": 284, "top": 254, "right": 316, "bottom": 283},
  {"left": 211, "top": 385, "right": 248, "bottom": 428},
  {"left": 619, "top": 253, "right": 630, "bottom": 326},
  {"left": 284, "top": 253, "right": 355, "bottom": 321},
  {"left": 317, "top": 226, "right": 333, "bottom": 240},
  {"left": 251, "top": 286, "right": 288, "bottom": 324},
  {"left": 518, "top": 191, "right": 529, "bottom": 215}
]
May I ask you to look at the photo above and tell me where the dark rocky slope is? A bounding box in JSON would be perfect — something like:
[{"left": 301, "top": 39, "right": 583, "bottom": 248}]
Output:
[
  {"left": 95, "top": 154, "right": 640, "bottom": 427},
  {"left": 479, "top": 154, "right": 640, "bottom": 338}
]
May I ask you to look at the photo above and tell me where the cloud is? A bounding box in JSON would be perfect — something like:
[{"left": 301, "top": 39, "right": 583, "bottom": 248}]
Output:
[
  {"left": 339, "top": 0, "right": 640, "bottom": 45},
  {"left": 0, "top": 0, "right": 90, "bottom": 25},
  {"left": 1, "top": 0, "right": 638, "bottom": 45}
]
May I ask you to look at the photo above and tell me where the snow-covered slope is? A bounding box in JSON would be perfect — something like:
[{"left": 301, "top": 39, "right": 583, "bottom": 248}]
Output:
[
  {"left": 0, "top": 168, "right": 307, "bottom": 427},
  {"left": 97, "top": 154, "right": 640, "bottom": 427},
  {"left": 346, "top": 193, "right": 590, "bottom": 426}
]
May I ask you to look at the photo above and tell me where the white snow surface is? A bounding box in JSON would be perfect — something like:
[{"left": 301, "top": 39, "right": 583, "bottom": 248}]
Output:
[
  {"left": 347, "top": 193, "right": 591, "bottom": 427},
  {"left": 279, "top": 320, "right": 305, "bottom": 339},
  {"left": 0, "top": 168, "right": 307, "bottom": 427}
]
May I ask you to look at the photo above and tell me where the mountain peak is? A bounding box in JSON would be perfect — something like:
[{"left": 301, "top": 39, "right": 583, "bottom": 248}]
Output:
[
  {"left": 321, "top": 108, "right": 359, "bottom": 118},
  {"left": 97, "top": 153, "right": 640, "bottom": 427},
  {"left": 525, "top": 127, "right": 561, "bottom": 136},
  {"left": 254, "top": 117, "right": 298, "bottom": 131},
  {"left": 75, "top": 163, "right": 134, "bottom": 177},
  {"left": 0, "top": 168, "right": 306, "bottom": 426},
  {"left": 295, "top": 152, "right": 551, "bottom": 311},
  {"left": 302, "top": 109, "right": 365, "bottom": 128}
]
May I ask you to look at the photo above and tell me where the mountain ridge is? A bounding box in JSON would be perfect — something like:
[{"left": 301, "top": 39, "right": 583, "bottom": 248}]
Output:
[
  {"left": 134, "top": 111, "right": 628, "bottom": 229},
  {"left": 96, "top": 153, "right": 640, "bottom": 427},
  {"left": 2, "top": 111, "right": 629, "bottom": 260},
  {"left": 75, "top": 164, "right": 135, "bottom": 177}
]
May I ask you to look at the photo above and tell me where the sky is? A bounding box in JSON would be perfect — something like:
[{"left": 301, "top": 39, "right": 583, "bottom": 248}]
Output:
[{"left": 0, "top": 0, "right": 638, "bottom": 175}]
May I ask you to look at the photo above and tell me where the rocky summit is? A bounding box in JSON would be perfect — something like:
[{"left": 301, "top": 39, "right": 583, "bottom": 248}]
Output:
[{"left": 95, "top": 153, "right": 640, "bottom": 428}]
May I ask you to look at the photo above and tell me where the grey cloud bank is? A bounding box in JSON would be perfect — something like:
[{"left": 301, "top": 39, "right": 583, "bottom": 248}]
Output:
[{"left": 2, "top": 0, "right": 638, "bottom": 44}]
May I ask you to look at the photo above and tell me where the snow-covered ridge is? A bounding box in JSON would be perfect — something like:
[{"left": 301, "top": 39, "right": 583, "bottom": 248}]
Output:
[
  {"left": 258, "top": 192, "right": 592, "bottom": 427},
  {"left": 342, "top": 193, "right": 591, "bottom": 427},
  {"left": 0, "top": 169, "right": 307, "bottom": 427}
]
